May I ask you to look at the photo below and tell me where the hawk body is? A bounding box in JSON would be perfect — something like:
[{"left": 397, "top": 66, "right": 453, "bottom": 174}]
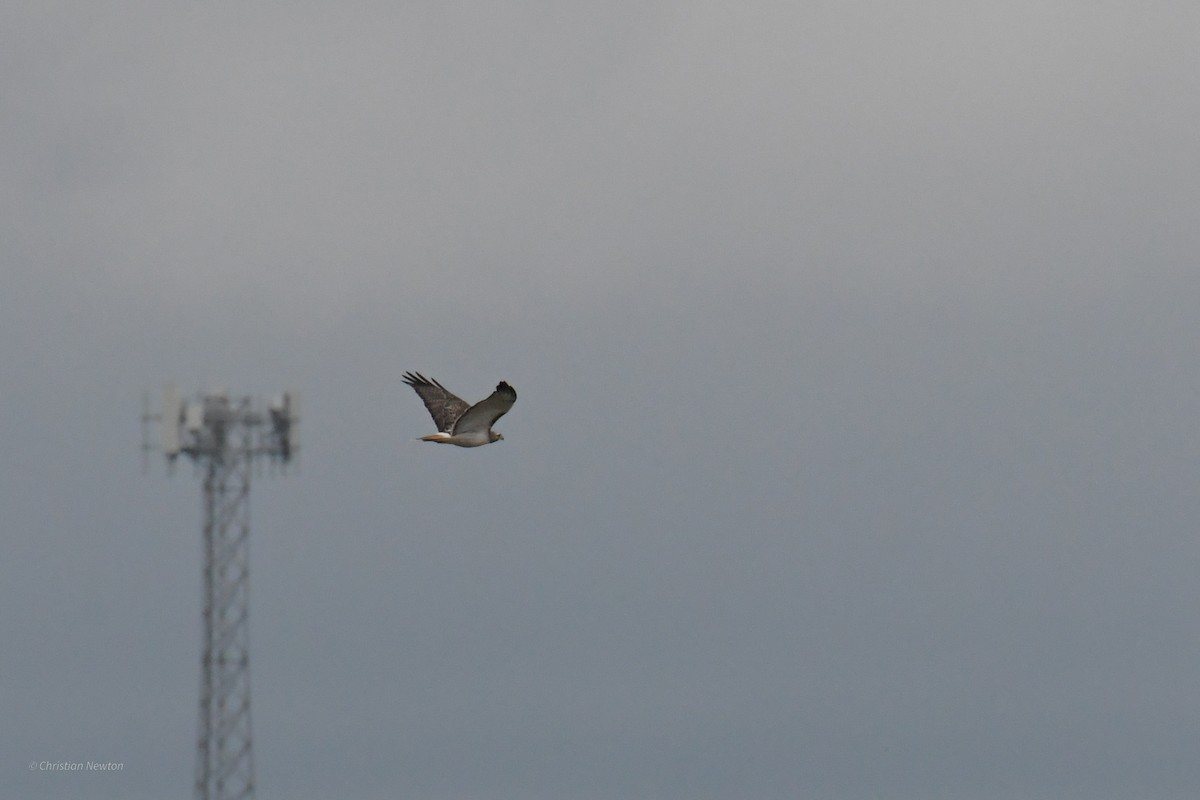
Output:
[{"left": 402, "top": 372, "right": 516, "bottom": 447}]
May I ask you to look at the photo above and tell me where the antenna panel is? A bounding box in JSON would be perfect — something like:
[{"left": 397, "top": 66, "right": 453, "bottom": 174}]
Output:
[
  {"left": 285, "top": 389, "right": 299, "bottom": 425},
  {"left": 185, "top": 400, "right": 205, "bottom": 433},
  {"left": 161, "top": 384, "right": 182, "bottom": 456},
  {"left": 288, "top": 389, "right": 299, "bottom": 457}
]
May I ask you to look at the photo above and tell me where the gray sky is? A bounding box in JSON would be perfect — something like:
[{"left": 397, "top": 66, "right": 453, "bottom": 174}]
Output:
[{"left": 4, "top": 2, "right": 1200, "bottom": 798}]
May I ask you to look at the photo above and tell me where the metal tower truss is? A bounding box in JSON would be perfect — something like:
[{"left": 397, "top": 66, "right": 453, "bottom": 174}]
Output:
[{"left": 143, "top": 387, "right": 298, "bottom": 800}]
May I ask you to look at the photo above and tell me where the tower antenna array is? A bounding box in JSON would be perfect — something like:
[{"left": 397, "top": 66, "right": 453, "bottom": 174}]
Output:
[{"left": 143, "top": 386, "right": 299, "bottom": 800}]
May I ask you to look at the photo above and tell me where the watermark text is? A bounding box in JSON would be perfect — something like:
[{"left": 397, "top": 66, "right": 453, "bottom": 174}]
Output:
[{"left": 29, "top": 760, "right": 124, "bottom": 772}]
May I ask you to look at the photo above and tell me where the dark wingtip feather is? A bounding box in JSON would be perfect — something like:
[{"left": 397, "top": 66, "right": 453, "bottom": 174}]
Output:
[
  {"left": 497, "top": 380, "right": 516, "bottom": 399},
  {"left": 403, "top": 371, "right": 446, "bottom": 391}
]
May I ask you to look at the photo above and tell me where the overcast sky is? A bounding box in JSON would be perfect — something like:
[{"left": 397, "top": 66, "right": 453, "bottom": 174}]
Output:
[{"left": 4, "top": 2, "right": 1200, "bottom": 799}]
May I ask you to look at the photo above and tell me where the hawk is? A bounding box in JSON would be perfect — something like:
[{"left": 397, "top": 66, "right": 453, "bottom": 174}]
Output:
[{"left": 402, "top": 371, "right": 516, "bottom": 447}]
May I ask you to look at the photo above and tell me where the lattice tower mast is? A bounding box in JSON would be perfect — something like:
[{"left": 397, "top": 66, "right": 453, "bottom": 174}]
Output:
[{"left": 143, "top": 387, "right": 298, "bottom": 800}]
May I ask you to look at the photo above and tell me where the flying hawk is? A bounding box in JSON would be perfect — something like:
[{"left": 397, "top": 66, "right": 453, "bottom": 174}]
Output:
[{"left": 402, "top": 371, "right": 516, "bottom": 447}]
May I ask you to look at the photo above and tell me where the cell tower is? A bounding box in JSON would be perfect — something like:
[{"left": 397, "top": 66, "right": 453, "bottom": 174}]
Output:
[{"left": 143, "top": 386, "right": 299, "bottom": 800}]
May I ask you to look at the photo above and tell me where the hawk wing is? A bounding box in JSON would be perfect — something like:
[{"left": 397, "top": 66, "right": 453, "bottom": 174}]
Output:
[
  {"left": 402, "top": 372, "right": 470, "bottom": 433},
  {"left": 452, "top": 381, "right": 517, "bottom": 436}
]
